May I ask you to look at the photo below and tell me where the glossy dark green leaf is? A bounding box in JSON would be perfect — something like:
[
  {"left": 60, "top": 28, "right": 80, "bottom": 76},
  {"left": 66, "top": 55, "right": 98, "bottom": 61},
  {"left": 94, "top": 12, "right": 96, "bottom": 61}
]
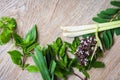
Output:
[
  {"left": 13, "top": 33, "right": 24, "bottom": 46},
  {"left": 25, "top": 25, "right": 37, "bottom": 43},
  {"left": 114, "top": 28, "right": 120, "bottom": 35},
  {"left": 92, "top": 17, "right": 108, "bottom": 23},
  {"left": 102, "top": 32, "right": 110, "bottom": 50},
  {"left": 91, "top": 61, "right": 105, "bottom": 68},
  {"left": 26, "top": 65, "right": 39, "bottom": 72},
  {"left": 111, "top": 1, "right": 120, "bottom": 7},
  {"left": 106, "top": 30, "right": 113, "bottom": 47},
  {"left": 26, "top": 42, "right": 39, "bottom": 52},
  {"left": 97, "top": 12, "right": 112, "bottom": 19},
  {"left": 8, "top": 50, "right": 22, "bottom": 65},
  {"left": 104, "top": 8, "right": 119, "bottom": 15}
]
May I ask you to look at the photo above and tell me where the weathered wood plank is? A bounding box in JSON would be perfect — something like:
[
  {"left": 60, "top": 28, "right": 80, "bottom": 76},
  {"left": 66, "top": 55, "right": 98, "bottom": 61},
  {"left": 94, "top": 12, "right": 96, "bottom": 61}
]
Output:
[{"left": 0, "top": 0, "right": 120, "bottom": 80}]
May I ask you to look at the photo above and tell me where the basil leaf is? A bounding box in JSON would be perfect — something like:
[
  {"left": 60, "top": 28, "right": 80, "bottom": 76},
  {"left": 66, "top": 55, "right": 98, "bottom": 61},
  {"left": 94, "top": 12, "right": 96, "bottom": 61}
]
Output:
[
  {"left": 0, "top": 28, "right": 12, "bottom": 45},
  {"left": 13, "top": 33, "right": 24, "bottom": 46},
  {"left": 49, "top": 60, "right": 56, "bottom": 74},
  {"left": 91, "top": 61, "right": 105, "bottom": 68},
  {"left": 8, "top": 50, "right": 22, "bottom": 65},
  {"left": 59, "top": 43, "right": 66, "bottom": 57},
  {"left": 26, "top": 65, "right": 39, "bottom": 72},
  {"left": 25, "top": 25, "right": 37, "bottom": 43}
]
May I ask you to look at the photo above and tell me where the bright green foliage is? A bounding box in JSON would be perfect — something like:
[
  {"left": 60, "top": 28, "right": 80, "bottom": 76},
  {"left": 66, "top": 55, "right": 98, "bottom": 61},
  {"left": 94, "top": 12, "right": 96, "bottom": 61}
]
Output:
[
  {"left": 26, "top": 65, "right": 39, "bottom": 72},
  {"left": 93, "top": 1, "right": 120, "bottom": 50},
  {"left": 31, "top": 47, "right": 51, "bottom": 80},
  {"left": 8, "top": 25, "right": 38, "bottom": 70},
  {"left": 8, "top": 50, "right": 22, "bottom": 65},
  {"left": 0, "top": 17, "right": 16, "bottom": 45}
]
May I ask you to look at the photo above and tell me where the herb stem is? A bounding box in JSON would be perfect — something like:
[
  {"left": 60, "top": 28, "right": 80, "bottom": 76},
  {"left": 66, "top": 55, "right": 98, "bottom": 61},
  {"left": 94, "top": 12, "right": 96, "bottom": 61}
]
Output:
[
  {"left": 73, "top": 72, "right": 83, "bottom": 80},
  {"left": 61, "top": 20, "right": 120, "bottom": 37}
]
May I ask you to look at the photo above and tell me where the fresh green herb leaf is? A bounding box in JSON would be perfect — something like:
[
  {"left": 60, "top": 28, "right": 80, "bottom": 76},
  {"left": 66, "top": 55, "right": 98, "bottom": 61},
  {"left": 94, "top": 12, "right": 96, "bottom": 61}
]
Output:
[
  {"left": 91, "top": 61, "right": 105, "bottom": 68},
  {"left": 111, "top": 1, "right": 120, "bottom": 7},
  {"left": 26, "top": 65, "right": 39, "bottom": 72},
  {"left": 25, "top": 25, "right": 37, "bottom": 43},
  {"left": 13, "top": 33, "right": 24, "bottom": 46},
  {"left": 8, "top": 50, "right": 22, "bottom": 65},
  {"left": 31, "top": 46, "right": 51, "bottom": 80}
]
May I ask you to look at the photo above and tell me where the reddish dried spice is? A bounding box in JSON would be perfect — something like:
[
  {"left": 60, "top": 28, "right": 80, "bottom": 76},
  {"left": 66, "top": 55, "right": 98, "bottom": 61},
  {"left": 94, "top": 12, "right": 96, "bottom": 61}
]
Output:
[{"left": 75, "top": 36, "right": 97, "bottom": 66}]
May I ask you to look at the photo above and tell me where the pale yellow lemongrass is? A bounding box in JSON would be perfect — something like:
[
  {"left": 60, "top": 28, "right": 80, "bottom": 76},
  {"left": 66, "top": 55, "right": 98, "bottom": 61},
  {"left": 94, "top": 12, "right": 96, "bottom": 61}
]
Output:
[
  {"left": 61, "top": 20, "right": 120, "bottom": 32},
  {"left": 62, "top": 23, "right": 120, "bottom": 37}
]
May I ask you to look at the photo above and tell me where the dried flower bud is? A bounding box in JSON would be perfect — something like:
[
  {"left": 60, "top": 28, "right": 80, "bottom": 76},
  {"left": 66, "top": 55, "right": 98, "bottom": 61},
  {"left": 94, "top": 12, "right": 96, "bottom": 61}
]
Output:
[{"left": 75, "top": 36, "right": 97, "bottom": 66}]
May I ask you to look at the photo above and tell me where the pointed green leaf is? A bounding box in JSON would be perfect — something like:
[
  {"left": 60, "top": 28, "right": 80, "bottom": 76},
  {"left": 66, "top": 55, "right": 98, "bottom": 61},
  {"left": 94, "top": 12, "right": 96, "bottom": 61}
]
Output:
[
  {"left": 91, "top": 61, "right": 105, "bottom": 68},
  {"left": 13, "top": 33, "right": 24, "bottom": 46},
  {"left": 25, "top": 25, "right": 37, "bottom": 43},
  {"left": 104, "top": 8, "right": 119, "bottom": 15},
  {"left": 26, "top": 65, "right": 39, "bottom": 72},
  {"left": 93, "top": 17, "right": 108, "bottom": 23},
  {"left": 102, "top": 32, "right": 110, "bottom": 50},
  {"left": 8, "top": 50, "right": 22, "bottom": 65},
  {"left": 114, "top": 28, "right": 120, "bottom": 35},
  {"left": 31, "top": 47, "right": 51, "bottom": 80},
  {"left": 111, "top": 1, "right": 120, "bottom": 7}
]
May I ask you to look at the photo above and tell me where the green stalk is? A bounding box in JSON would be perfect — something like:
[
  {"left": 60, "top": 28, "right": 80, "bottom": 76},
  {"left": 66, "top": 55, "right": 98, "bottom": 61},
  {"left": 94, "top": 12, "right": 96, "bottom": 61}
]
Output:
[{"left": 61, "top": 20, "right": 120, "bottom": 37}]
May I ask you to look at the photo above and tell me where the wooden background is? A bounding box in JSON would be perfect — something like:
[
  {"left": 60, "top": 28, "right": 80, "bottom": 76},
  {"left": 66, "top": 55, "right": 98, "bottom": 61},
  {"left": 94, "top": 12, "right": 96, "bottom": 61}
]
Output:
[{"left": 0, "top": 0, "right": 120, "bottom": 80}]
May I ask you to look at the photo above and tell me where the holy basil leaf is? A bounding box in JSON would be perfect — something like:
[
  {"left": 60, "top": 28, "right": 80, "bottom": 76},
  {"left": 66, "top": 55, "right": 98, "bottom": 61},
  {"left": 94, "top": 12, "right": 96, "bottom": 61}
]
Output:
[
  {"left": 0, "top": 17, "right": 16, "bottom": 29},
  {"left": 13, "top": 33, "right": 24, "bottom": 46},
  {"left": 26, "top": 65, "right": 39, "bottom": 72},
  {"left": 25, "top": 25, "right": 37, "bottom": 43},
  {"left": 56, "top": 37, "right": 63, "bottom": 47},
  {"left": 0, "top": 29, "right": 12, "bottom": 45},
  {"left": 8, "top": 50, "right": 22, "bottom": 65},
  {"left": 25, "top": 42, "right": 39, "bottom": 53},
  {"left": 49, "top": 60, "right": 56, "bottom": 75},
  {"left": 91, "top": 61, "right": 105, "bottom": 68},
  {"left": 59, "top": 43, "right": 66, "bottom": 57}
]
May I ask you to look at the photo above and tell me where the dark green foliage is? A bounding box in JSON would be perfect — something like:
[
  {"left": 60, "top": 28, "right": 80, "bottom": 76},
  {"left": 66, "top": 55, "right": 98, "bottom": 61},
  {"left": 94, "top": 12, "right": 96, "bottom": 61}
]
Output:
[
  {"left": 111, "top": 1, "right": 120, "bottom": 7},
  {"left": 93, "top": 1, "right": 120, "bottom": 50}
]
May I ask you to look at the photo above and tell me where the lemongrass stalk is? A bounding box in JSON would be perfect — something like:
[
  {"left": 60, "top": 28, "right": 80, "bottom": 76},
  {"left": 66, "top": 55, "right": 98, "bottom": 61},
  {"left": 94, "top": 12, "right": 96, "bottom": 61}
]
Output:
[
  {"left": 62, "top": 22, "right": 120, "bottom": 37},
  {"left": 61, "top": 20, "right": 120, "bottom": 32}
]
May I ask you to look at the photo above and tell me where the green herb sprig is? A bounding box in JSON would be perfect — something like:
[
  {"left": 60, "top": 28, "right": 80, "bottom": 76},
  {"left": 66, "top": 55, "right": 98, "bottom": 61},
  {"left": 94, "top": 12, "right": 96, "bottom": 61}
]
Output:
[{"left": 0, "top": 1, "right": 120, "bottom": 80}]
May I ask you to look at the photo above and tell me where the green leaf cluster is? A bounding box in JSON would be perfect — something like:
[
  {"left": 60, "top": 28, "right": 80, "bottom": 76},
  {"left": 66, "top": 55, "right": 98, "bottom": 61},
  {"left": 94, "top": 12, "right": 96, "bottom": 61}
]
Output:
[
  {"left": 0, "top": 17, "right": 16, "bottom": 45},
  {"left": 8, "top": 25, "right": 38, "bottom": 70},
  {"left": 93, "top": 1, "right": 120, "bottom": 50}
]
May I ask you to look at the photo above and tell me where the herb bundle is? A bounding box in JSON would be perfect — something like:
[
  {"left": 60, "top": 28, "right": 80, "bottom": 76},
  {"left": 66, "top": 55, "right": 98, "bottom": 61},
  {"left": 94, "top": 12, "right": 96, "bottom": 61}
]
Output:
[{"left": 0, "top": 1, "right": 120, "bottom": 80}]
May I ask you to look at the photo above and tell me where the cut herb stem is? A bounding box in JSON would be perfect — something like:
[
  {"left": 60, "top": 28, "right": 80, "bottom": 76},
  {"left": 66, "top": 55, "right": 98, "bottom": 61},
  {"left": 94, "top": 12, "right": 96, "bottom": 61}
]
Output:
[{"left": 61, "top": 20, "right": 120, "bottom": 37}]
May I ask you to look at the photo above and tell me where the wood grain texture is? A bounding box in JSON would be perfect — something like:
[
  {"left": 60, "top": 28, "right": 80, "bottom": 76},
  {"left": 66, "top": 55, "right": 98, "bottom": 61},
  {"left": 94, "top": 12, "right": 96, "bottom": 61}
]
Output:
[{"left": 0, "top": 0, "right": 120, "bottom": 80}]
